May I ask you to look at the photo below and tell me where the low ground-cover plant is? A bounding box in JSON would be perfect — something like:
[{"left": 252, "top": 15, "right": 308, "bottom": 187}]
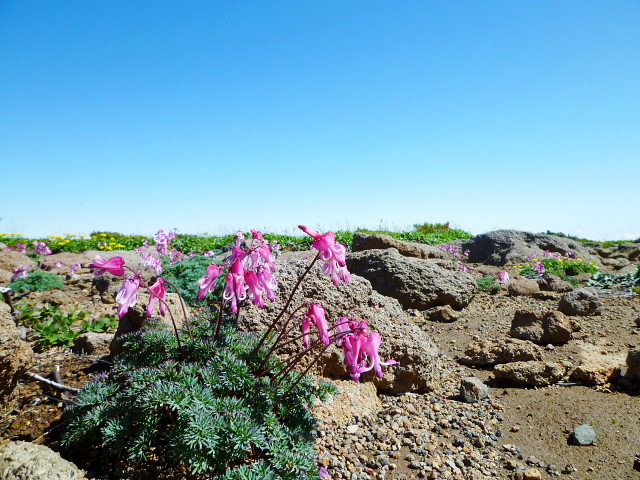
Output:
[
  {"left": 64, "top": 225, "right": 396, "bottom": 478},
  {"left": 544, "top": 231, "right": 630, "bottom": 248},
  {"left": 8, "top": 270, "right": 65, "bottom": 292},
  {"left": 587, "top": 265, "right": 640, "bottom": 290},
  {"left": 476, "top": 276, "right": 502, "bottom": 293},
  {"left": 516, "top": 252, "right": 598, "bottom": 279},
  {"left": 413, "top": 221, "right": 450, "bottom": 234},
  {"left": 162, "top": 254, "right": 226, "bottom": 306},
  {"left": 16, "top": 303, "right": 119, "bottom": 347}
]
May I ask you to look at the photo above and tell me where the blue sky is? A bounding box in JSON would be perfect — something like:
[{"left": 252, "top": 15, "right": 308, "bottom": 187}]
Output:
[{"left": 1, "top": 1, "right": 638, "bottom": 240}]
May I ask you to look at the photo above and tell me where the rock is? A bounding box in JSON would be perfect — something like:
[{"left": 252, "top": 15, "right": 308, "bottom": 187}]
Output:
[
  {"left": 38, "top": 289, "right": 74, "bottom": 306},
  {"left": 537, "top": 274, "right": 573, "bottom": 292},
  {"left": 73, "top": 332, "right": 114, "bottom": 356},
  {"left": 458, "top": 230, "right": 599, "bottom": 266},
  {"left": 493, "top": 361, "right": 565, "bottom": 387},
  {"left": 460, "top": 339, "right": 543, "bottom": 366},
  {"left": 570, "top": 344, "right": 624, "bottom": 385},
  {"left": 238, "top": 257, "right": 447, "bottom": 393},
  {"left": 459, "top": 377, "right": 490, "bottom": 403},
  {"left": 345, "top": 248, "right": 476, "bottom": 309},
  {"left": 0, "top": 270, "right": 11, "bottom": 284},
  {"left": 0, "top": 440, "right": 84, "bottom": 479},
  {"left": 0, "top": 250, "right": 36, "bottom": 278},
  {"left": 522, "top": 468, "right": 542, "bottom": 480},
  {"left": 0, "top": 302, "right": 33, "bottom": 413},
  {"left": 109, "top": 292, "right": 189, "bottom": 356},
  {"left": 39, "top": 252, "right": 92, "bottom": 274},
  {"left": 558, "top": 288, "right": 602, "bottom": 316},
  {"left": 422, "top": 305, "right": 459, "bottom": 323},
  {"left": 511, "top": 310, "right": 576, "bottom": 345},
  {"left": 352, "top": 233, "right": 449, "bottom": 260},
  {"left": 507, "top": 278, "right": 540, "bottom": 297},
  {"left": 312, "top": 380, "right": 381, "bottom": 426},
  {"left": 626, "top": 349, "right": 640, "bottom": 378},
  {"left": 571, "top": 424, "right": 597, "bottom": 445}
]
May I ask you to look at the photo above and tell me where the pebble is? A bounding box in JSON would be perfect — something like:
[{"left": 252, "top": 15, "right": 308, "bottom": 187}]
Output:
[{"left": 571, "top": 424, "right": 597, "bottom": 446}]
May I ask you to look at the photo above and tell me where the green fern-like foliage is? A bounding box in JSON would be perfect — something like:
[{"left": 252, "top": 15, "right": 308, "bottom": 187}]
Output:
[
  {"left": 62, "top": 316, "right": 335, "bottom": 479},
  {"left": 162, "top": 255, "right": 226, "bottom": 306},
  {"left": 8, "top": 270, "right": 65, "bottom": 292}
]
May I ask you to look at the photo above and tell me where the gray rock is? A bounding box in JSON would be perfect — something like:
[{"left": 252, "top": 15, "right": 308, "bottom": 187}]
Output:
[
  {"left": 460, "top": 339, "right": 543, "bottom": 366},
  {"left": 0, "top": 302, "right": 33, "bottom": 414},
  {"left": 571, "top": 424, "right": 597, "bottom": 446},
  {"left": 558, "top": 288, "right": 602, "bottom": 316},
  {"left": 39, "top": 252, "right": 92, "bottom": 274},
  {"left": 0, "top": 440, "right": 84, "bottom": 479},
  {"left": 511, "top": 310, "right": 577, "bottom": 345},
  {"left": 459, "top": 377, "right": 490, "bottom": 403},
  {"left": 0, "top": 250, "right": 36, "bottom": 278},
  {"left": 537, "top": 275, "right": 573, "bottom": 293},
  {"left": 626, "top": 349, "right": 640, "bottom": 378},
  {"left": 352, "top": 233, "right": 449, "bottom": 260},
  {"left": 458, "top": 230, "right": 598, "bottom": 266},
  {"left": 73, "top": 332, "right": 114, "bottom": 356},
  {"left": 345, "top": 248, "right": 476, "bottom": 309},
  {"left": 239, "top": 257, "right": 447, "bottom": 393},
  {"left": 493, "top": 361, "right": 565, "bottom": 386}
]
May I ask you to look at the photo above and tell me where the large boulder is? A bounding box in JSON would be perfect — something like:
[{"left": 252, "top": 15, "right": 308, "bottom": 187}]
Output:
[
  {"left": 345, "top": 248, "right": 475, "bottom": 309},
  {"left": 558, "top": 288, "right": 602, "bottom": 316},
  {"left": 109, "top": 292, "right": 190, "bottom": 356},
  {"left": 511, "top": 310, "right": 577, "bottom": 345},
  {"left": 0, "top": 441, "right": 84, "bottom": 480},
  {"left": 459, "top": 230, "right": 598, "bottom": 266},
  {"left": 0, "top": 302, "right": 33, "bottom": 413},
  {"left": 352, "top": 233, "right": 449, "bottom": 260},
  {"left": 460, "top": 339, "right": 543, "bottom": 366},
  {"left": 238, "top": 257, "right": 447, "bottom": 393}
]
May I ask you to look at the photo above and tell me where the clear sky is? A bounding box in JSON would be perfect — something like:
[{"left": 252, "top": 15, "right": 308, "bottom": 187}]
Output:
[{"left": 1, "top": 1, "right": 638, "bottom": 240}]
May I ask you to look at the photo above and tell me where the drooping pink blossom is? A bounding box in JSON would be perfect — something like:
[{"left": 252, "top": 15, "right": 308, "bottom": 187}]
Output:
[
  {"left": 301, "top": 303, "right": 331, "bottom": 347},
  {"left": 11, "top": 265, "right": 29, "bottom": 281},
  {"left": 223, "top": 259, "right": 247, "bottom": 313},
  {"left": 358, "top": 331, "right": 397, "bottom": 378},
  {"left": 257, "top": 266, "right": 277, "bottom": 302},
  {"left": 155, "top": 229, "right": 176, "bottom": 256},
  {"left": 15, "top": 242, "right": 27, "bottom": 254},
  {"left": 298, "top": 225, "right": 350, "bottom": 286},
  {"left": 197, "top": 263, "right": 224, "bottom": 301},
  {"left": 244, "top": 270, "right": 266, "bottom": 308},
  {"left": 70, "top": 263, "right": 81, "bottom": 274},
  {"left": 497, "top": 270, "right": 510, "bottom": 285},
  {"left": 115, "top": 276, "right": 141, "bottom": 318},
  {"left": 533, "top": 261, "right": 546, "bottom": 274},
  {"left": 319, "top": 467, "right": 329, "bottom": 479},
  {"left": 54, "top": 260, "right": 63, "bottom": 268},
  {"left": 146, "top": 278, "right": 168, "bottom": 317},
  {"left": 88, "top": 255, "right": 126, "bottom": 276}
]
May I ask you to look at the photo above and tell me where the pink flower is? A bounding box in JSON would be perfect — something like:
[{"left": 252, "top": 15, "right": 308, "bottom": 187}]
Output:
[
  {"left": 319, "top": 467, "right": 329, "bottom": 479},
  {"left": 301, "top": 303, "right": 331, "bottom": 347},
  {"left": 197, "top": 263, "right": 224, "bottom": 301},
  {"left": 146, "top": 278, "right": 168, "bottom": 317},
  {"left": 497, "top": 270, "right": 510, "bottom": 285},
  {"left": 33, "top": 241, "right": 51, "bottom": 255},
  {"left": 155, "top": 229, "right": 176, "bottom": 256},
  {"left": 244, "top": 270, "right": 266, "bottom": 308},
  {"left": 15, "top": 242, "right": 27, "bottom": 254},
  {"left": 223, "top": 259, "right": 247, "bottom": 313},
  {"left": 458, "top": 261, "right": 471, "bottom": 272},
  {"left": 257, "top": 266, "right": 277, "bottom": 302},
  {"left": 533, "top": 261, "right": 546, "bottom": 274},
  {"left": 298, "top": 225, "right": 350, "bottom": 285},
  {"left": 115, "top": 276, "right": 141, "bottom": 318},
  {"left": 11, "top": 265, "right": 29, "bottom": 281},
  {"left": 88, "top": 255, "right": 126, "bottom": 277},
  {"left": 54, "top": 260, "right": 63, "bottom": 268},
  {"left": 70, "top": 263, "right": 81, "bottom": 274},
  {"left": 358, "top": 331, "right": 397, "bottom": 378}
]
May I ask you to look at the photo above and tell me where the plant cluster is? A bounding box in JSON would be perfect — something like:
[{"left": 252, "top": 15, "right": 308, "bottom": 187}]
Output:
[
  {"left": 544, "top": 231, "right": 630, "bottom": 248},
  {"left": 15, "top": 303, "right": 118, "bottom": 347},
  {"left": 587, "top": 265, "right": 640, "bottom": 290},
  {"left": 515, "top": 251, "right": 598, "bottom": 280},
  {"left": 413, "top": 221, "right": 450, "bottom": 234},
  {"left": 8, "top": 270, "right": 65, "bottom": 292},
  {"left": 64, "top": 225, "right": 396, "bottom": 478},
  {"left": 476, "top": 276, "right": 502, "bottom": 293},
  {"left": 438, "top": 243, "right": 473, "bottom": 272}
]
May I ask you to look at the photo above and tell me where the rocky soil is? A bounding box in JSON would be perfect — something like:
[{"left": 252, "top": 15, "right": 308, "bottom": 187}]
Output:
[{"left": 0, "top": 230, "right": 639, "bottom": 479}]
